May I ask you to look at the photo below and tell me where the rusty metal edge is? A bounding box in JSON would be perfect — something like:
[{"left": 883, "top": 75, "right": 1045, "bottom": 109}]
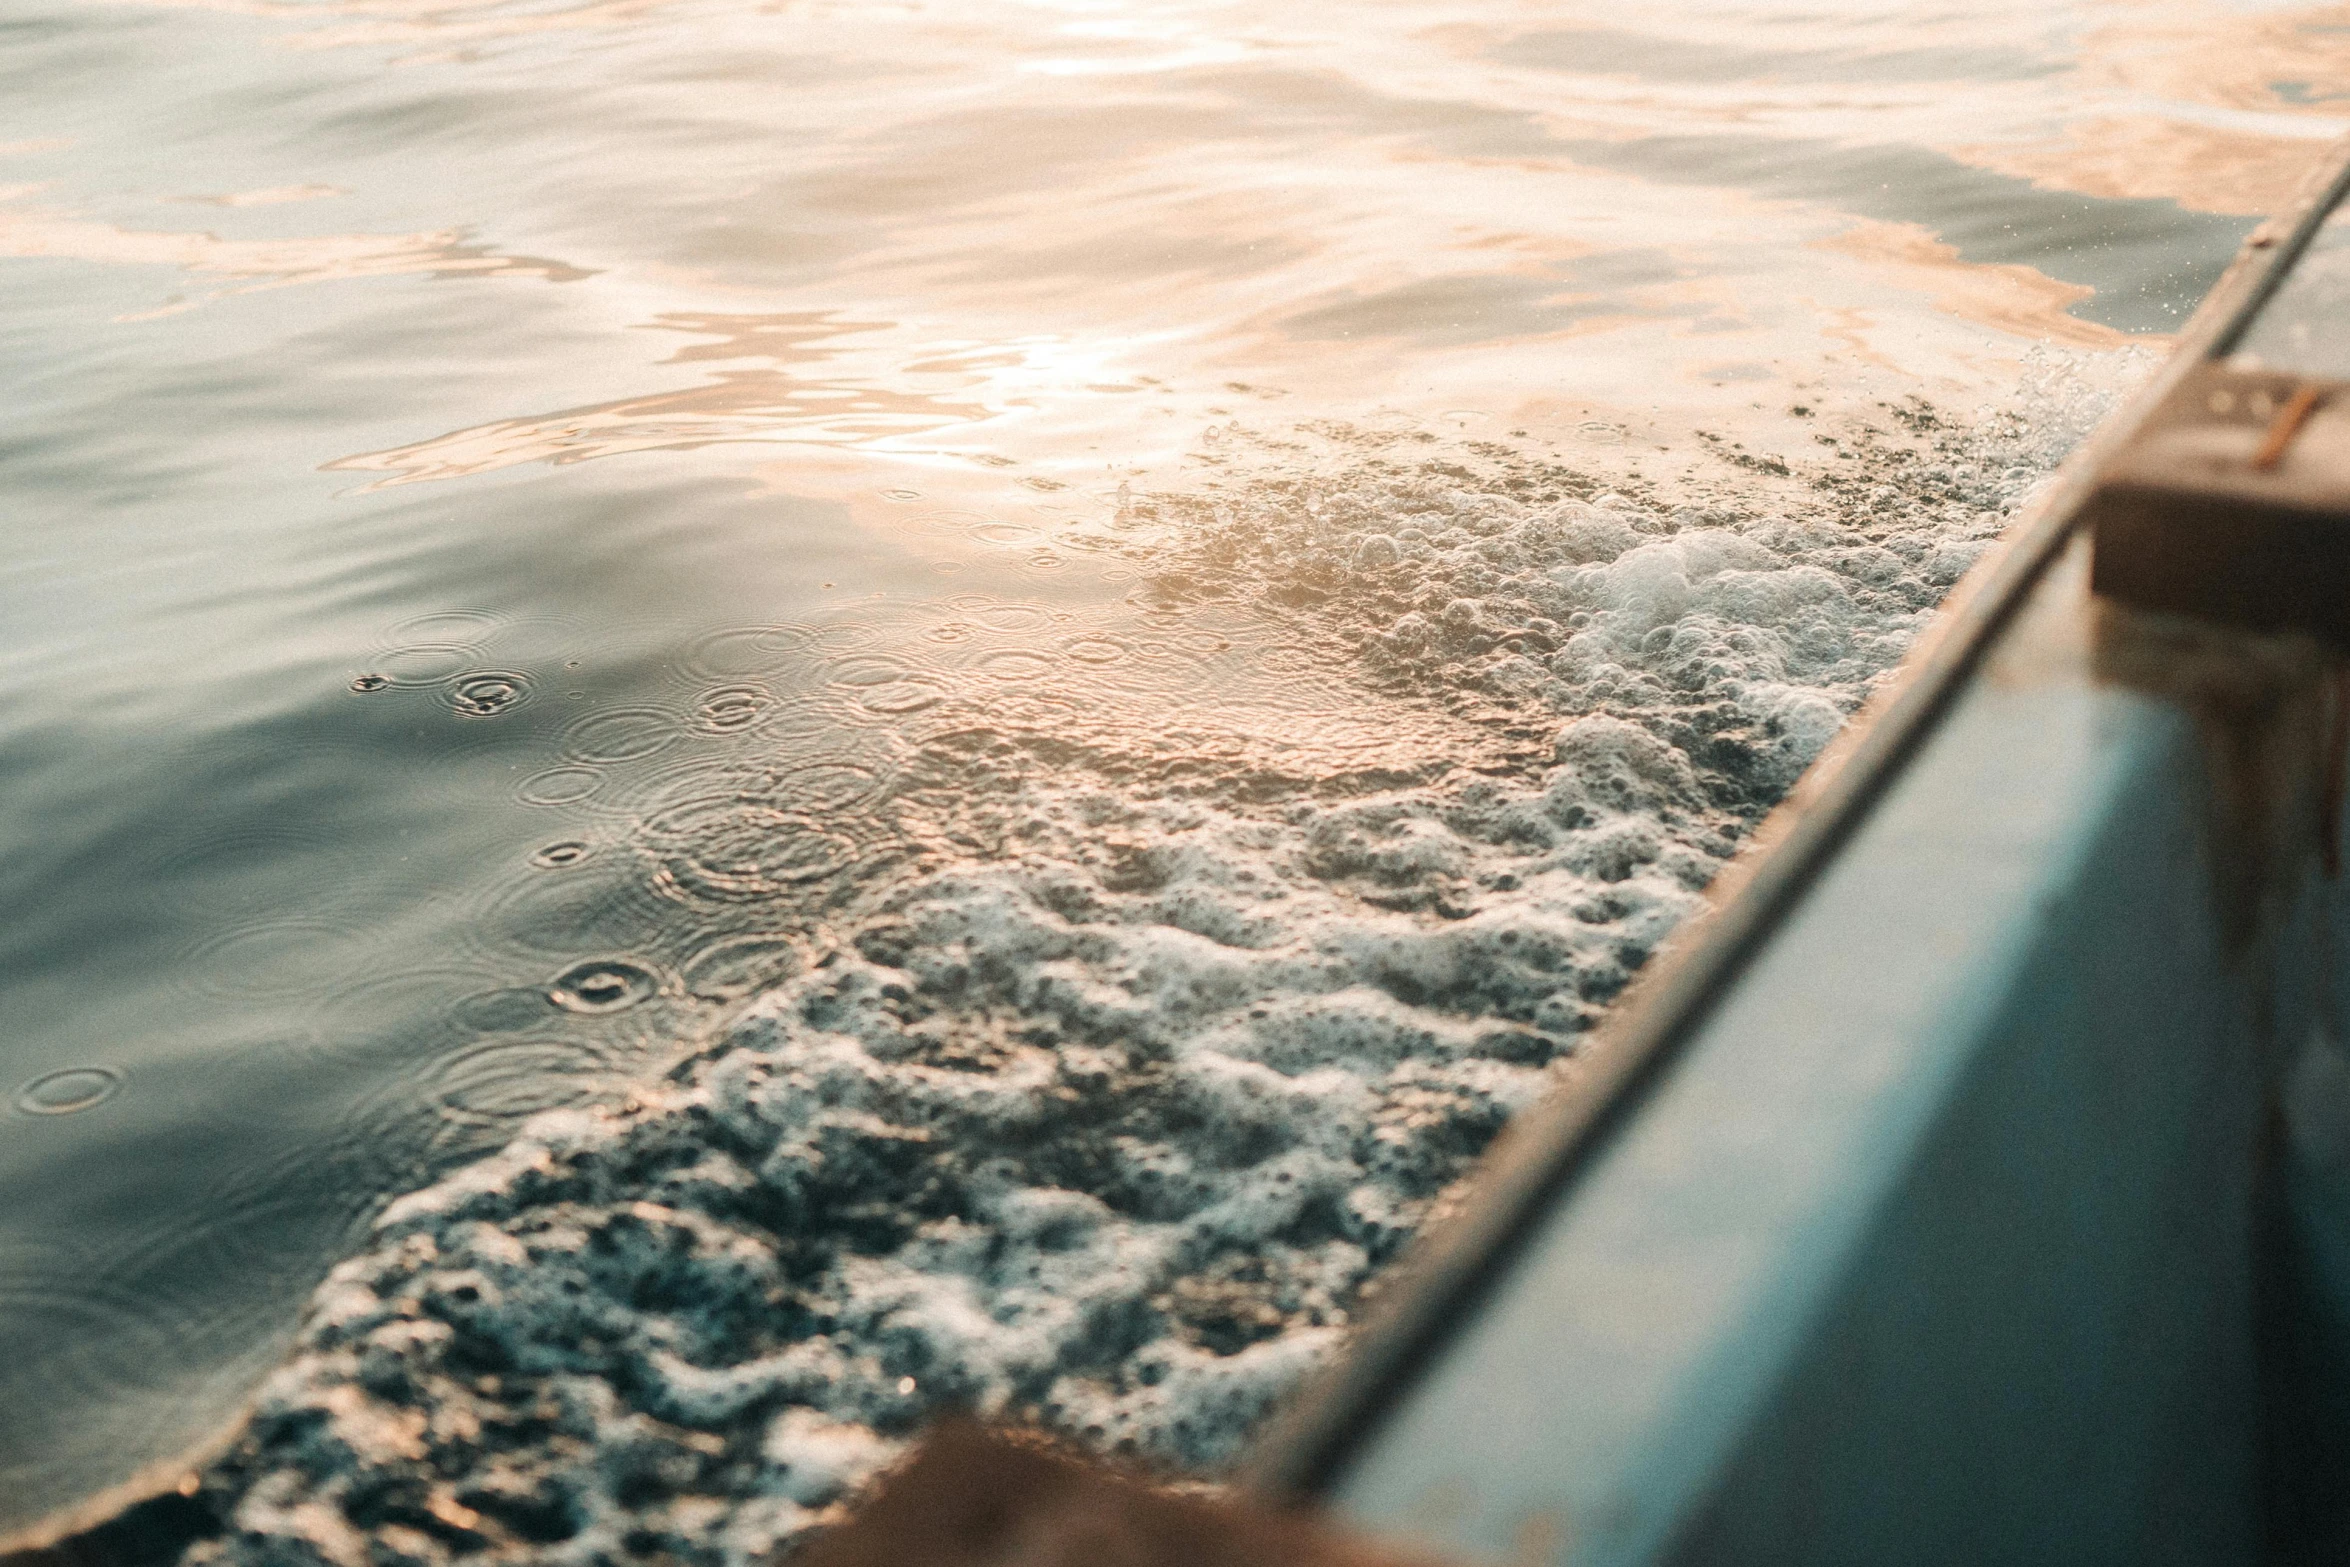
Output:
[{"left": 1241, "top": 133, "right": 2350, "bottom": 1504}]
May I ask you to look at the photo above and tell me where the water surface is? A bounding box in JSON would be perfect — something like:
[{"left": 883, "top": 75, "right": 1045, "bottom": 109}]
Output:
[{"left": 2, "top": 0, "right": 2344, "bottom": 1546}]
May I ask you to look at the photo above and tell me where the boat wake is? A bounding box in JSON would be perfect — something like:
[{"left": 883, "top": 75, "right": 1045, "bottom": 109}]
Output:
[{"left": 177, "top": 354, "right": 2139, "bottom": 1566}]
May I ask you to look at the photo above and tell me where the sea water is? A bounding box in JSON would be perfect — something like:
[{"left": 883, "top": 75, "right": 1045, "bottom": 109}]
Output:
[{"left": 0, "top": 0, "right": 2340, "bottom": 1554}]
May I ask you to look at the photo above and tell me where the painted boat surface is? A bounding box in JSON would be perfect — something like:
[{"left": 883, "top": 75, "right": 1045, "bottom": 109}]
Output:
[{"left": 1245, "top": 139, "right": 2350, "bottom": 1567}]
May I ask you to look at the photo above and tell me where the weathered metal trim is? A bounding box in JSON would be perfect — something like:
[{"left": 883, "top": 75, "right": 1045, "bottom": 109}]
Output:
[
  {"left": 2213, "top": 147, "right": 2350, "bottom": 363},
  {"left": 1243, "top": 135, "right": 2350, "bottom": 1503}
]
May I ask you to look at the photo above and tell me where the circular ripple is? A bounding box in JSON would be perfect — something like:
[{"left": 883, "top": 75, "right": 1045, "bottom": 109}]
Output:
[
  {"left": 1258, "top": 643, "right": 1328, "bottom": 677},
  {"left": 446, "top": 670, "right": 534, "bottom": 718},
  {"left": 828, "top": 654, "right": 914, "bottom": 688},
  {"left": 646, "top": 800, "right": 860, "bottom": 902},
  {"left": 388, "top": 610, "right": 501, "bottom": 644},
  {"left": 14, "top": 1066, "right": 123, "bottom": 1116},
  {"left": 563, "top": 706, "right": 685, "bottom": 765},
  {"left": 856, "top": 677, "right": 948, "bottom": 715},
  {"left": 773, "top": 760, "right": 891, "bottom": 812},
  {"left": 184, "top": 918, "right": 375, "bottom": 1000},
  {"left": 517, "top": 765, "right": 605, "bottom": 808},
  {"left": 682, "top": 624, "right": 816, "bottom": 683},
  {"left": 977, "top": 650, "right": 1054, "bottom": 682},
  {"left": 546, "top": 957, "right": 664, "bottom": 1015},
  {"left": 469, "top": 854, "right": 672, "bottom": 960},
  {"left": 349, "top": 672, "right": 390, "bottom": 693},
  {"left": 807, "top": 623, "right": 883, "bottom": 653},
  {"left": 681, "top": 933, "right": 805, "bottom": 1001},
  {"left": 430, "top": 1037, "right": 611, "bottom": 1126},
  {"left": 1063, "top": 637, "right": 1128, "bottom": 665},
  {"left": 973, "top": 521, "right": 1037, "bottom": 545},
  {"left": 692, "top": 684, "right": 775, "bottom": 735},
  {"left": 151, "top": 825, "right": 334, "bottom": 910},
  {"left": 451, "top": 985, "right": 557, "bottom": 1033},
  {"left": 0, "top": 1272, "right": 201, "bottom": 1469},
  {"left": 375, "top": 644, "right": 474, "bottom": 686},
  {"left": 972, "top": 602, "right": 1054, "bottom": 633},
  {"left": 531, "top": 839, "right": 592, "bottom": 868},
  {"left": 316, "top": 963, "right": 517, "bottom": 1066}
]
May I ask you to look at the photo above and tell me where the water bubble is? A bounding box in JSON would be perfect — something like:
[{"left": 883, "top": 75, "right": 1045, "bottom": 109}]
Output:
[
  {"left": 446, "top": 671, "right": 533, "bottom": 718},
  {"left": 14, "top": 1067, "right": 122, "bottom": 1116},
  {"left": 517, "top": 766, "right": 604, "bottom": 808},
  {"left": 692, "top": 684, "right": 774, "bottom": 735},
  {"left": 546, "top": 958, "right": 663, "bottom": 1015},
  {"left": 681, "top": 932, "right": 804, "bottom": 1001},
  {"left": 531, "top": 840, "right": 592, "bottom": 868},
  {"left": 978, "top": 650, "right": 1053, "bottom": 682},
  {"left": 348, "top": 673, "right": 389, "bottom": 693},
  {"left": 563, "top": 706, "right": 684, "bottom": 765}
]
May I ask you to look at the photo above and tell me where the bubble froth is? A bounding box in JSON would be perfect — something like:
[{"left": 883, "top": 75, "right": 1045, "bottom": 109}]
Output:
[{"left": 173, "top": 363, "right": 2141, "bottom": 1567}]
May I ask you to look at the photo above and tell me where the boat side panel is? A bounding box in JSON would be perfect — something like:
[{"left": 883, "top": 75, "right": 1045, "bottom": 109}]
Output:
[{"left": 1329, "top": 549, "right": 2309, "bottom": 1566}]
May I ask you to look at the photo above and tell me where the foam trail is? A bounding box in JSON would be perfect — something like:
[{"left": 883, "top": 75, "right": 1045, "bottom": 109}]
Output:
[{"left": 177, "top": 356, "right": 2143, "bottom": 1566}]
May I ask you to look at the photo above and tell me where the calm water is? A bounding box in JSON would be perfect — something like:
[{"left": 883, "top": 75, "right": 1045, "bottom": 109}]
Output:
[{"left": 1, "top": 0, "right": 2342, "bottom": 1546}]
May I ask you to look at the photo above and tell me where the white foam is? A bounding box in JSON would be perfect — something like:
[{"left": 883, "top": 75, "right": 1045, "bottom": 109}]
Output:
[{"left": 180, "top": 361, "right": 2145, "bottom": 1565}]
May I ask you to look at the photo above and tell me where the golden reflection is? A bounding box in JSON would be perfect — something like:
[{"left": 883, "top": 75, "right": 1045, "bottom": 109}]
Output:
[
  {"left": 0, "top": 186, "right": 587, "bottom": 308},
  {"left": 323, "top": 313, "right": 993, "bottom": 488},
  {"left": 2071, "top": 2, "right": 2350, "bottom": 118},
  {"left": 1942, "top": 2, "right": 2350, "bottom": 215},
  {"left": 124, "top": 0, "right": 678, "bottom": 54},
  {"left": 1815, "top": 219, "right": 2134, "bottom": 350},
  {"left": 183, "top": 185, "right": 348, "bottom": 208},
  {"left": 1955, "top": 115, "right": 2339, "bottom": 218}
]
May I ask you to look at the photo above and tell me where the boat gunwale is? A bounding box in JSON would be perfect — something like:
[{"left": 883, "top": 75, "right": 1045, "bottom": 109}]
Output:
[{"left": 1241, "top": 133, "right": 2350, "bottom": 1504}]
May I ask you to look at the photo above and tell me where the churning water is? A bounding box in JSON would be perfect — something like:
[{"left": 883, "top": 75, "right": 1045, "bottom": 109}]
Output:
[{"left": 0, "top": 0, "right": 2341, "bottom": 1554}]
